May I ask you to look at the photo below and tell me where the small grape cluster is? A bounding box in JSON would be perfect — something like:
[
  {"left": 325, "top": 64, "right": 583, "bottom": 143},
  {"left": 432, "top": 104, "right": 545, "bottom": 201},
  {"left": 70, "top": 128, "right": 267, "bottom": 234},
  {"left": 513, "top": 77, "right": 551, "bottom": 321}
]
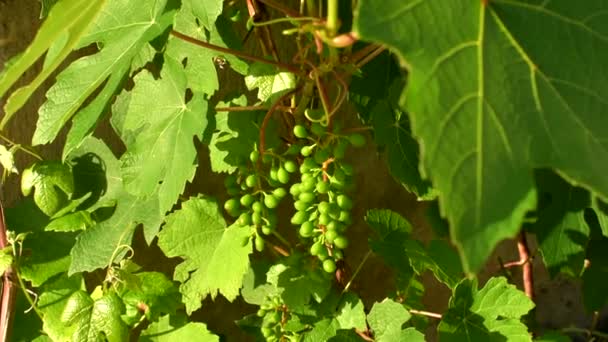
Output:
[
  {"left": 223, "top": 147, "right": 297, "bottom": 252},
  {"left": 257, "top": 295, "right": 294, "bottom": 342},
  {"left": 289, "top": 123, "right": 365, "bottom": 273}
]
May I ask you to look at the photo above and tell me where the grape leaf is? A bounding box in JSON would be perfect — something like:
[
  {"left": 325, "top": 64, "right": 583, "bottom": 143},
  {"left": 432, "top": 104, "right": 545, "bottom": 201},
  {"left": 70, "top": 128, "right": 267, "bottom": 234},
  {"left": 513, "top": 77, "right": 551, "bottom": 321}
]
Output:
[
  {"left": 38, "top": 274, "right": 85, "bottom": 341},
  {"left": 67, "top": 141, "right": 162, "bottom": 274},
  {"left": 31, "top": 0, "right": 172, "bottom": 145},
  {"left": 355, "top": 0, "right": 608, "bottom": 273},
  {"left": 582, "top": 233, "right": 608, "bottom": 311},
  {"left": 404, "top": 239, "right": 463, "bottom": 289},
  {"left": 61, "top": 291, "right": 128, "bottom": 342},
  {"left": 0, "top": 0, "right": 105, "bottom": 127},
  {"left": 438, "top": 277, "right": 534, "bottom": 341},
  {"left": 119, "top": 55, "right": 207, "bottom": 220},
  {"left": 241, "top": 261, "right": 277, "bottom": 305},
  {"left": 21, "top": 161, "right": 74, "bottom": 216},
  {"left": 189, "top": 0, "right": 223, "bottom": 30},
  {"left": 335, "top": 293, "right": 367, "bottom": 331},
  {"left": 119, "top": 272, "right": 181, "bottom": 322},
  {"left": 158, "top": 196, "right": 253, "bottom": 314},
  {"left": 166, "top": 0, "right": 219, "bottom": 95},
  {"left": 45, "top": 211, "right": 94, "bottom": 232},
  {"left": 266, "top": 255, "right": 332, "bottom": 313},
  {"left": 5, "top": 199, "right": 76, "bottom": 286},
  {"left": 0, "top": 144, "right": 18, "bottom": 174},
  {"left": 140, "top": 314, "right": 219, "bottom": 342},
  {"left": 591, "top": 197, "right": 608, "bottom": 237},
  {"left": 245, "top": 62, "right": 297, "bottom": 103},
  {"left": 528, "top": 170, "right": 590, "bottom": 277},
  {"left": 0, "top": 250, "right": 12, "bottom": 276},
  {"left": 367, "top": 299, "right": 411, "bottom": 342},
  {"left": 303, "top": 318, "right": 340, "bottom": 342}
]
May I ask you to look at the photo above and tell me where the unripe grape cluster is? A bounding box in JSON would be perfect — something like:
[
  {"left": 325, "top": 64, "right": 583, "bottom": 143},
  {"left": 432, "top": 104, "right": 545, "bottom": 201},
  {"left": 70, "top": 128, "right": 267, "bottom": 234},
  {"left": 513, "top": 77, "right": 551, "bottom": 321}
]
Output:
[
  {"left": 289, "top": 122, "right": 365, "bottom": 273},
  {"left": 223, "top": 147, "right": 297, "bottom": 252},
  {"left": 256, "top": 295, "right": 294, "bottom": 341}
]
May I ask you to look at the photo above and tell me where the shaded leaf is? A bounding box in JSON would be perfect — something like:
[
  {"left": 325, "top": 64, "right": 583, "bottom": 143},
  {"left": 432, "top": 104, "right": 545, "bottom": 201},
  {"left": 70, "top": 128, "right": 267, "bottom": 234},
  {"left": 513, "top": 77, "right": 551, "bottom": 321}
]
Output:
[
  {"left": 45, "top": 211, "right": 94, "bottom": 232},
  {"left": 21, "top": 161, "right": 74, "bottom": 216},
  {"left": 245, "top": 62, "right": 296, "bottom": 103},
  {"left": 38, "top": 274, "right": 85, "bottom": 341},
  {"left": 303, "top": 318, "right": 339, "bottom": 342},
  {"left": 140, "top": 314, "right": 219, "bottom": 342}
]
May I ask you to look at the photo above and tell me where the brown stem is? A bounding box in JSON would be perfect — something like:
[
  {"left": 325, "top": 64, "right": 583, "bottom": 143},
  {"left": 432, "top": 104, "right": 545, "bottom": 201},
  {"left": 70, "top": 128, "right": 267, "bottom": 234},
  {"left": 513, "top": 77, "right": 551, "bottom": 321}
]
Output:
[
  {"left": 355, "top": 45, "right": 387, "bottom": 69},
  {"left": 170, "top": 30, "right": 302, "bottom": 75},
  {"left": 517, "top": 232, "right": 534, "bottom": 299},
  {"left": 257, "top": 0, "right": 301, "bottom": 17},
  {"left": 0, "top": 200, "right": 16, "bottom": 342},
  {"left": 354, "top": 329, "right": 374, "bottom": 342},
  {"left": 409, "top": 309, "right": 442, "bottom": 319},
  {"left": 259, "top": 89, "right": 299, "bottom": 154}
]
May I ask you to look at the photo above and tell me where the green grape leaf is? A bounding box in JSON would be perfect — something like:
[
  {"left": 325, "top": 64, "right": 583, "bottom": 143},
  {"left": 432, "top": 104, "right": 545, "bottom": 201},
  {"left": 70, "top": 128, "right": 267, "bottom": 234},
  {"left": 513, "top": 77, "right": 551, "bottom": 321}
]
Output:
[
  {"left": 438, "top": 277, "right": 534, "bottom": 341},
  {"left": 335, "top": 293, "right": 367, "bottom": 331},
  {"left": 208, "top": 101, "right": 265, "bottom": 174},
  {"left": 189, "top": 0, "right": 223, "bottom": 30},
  {"left": 528, "top": 170, "right": 590, "bottom": 277},
  {"left": 119, "top": 56, "right": 207, "bottom": 222},
  {"left": 369, "top": 78, "right": 434, "bottom": 199},
  {"left": 21, "top": 161, "right": 74, "bottom": 216},
  {"left": 119, "top": 272, "right": 181, "bottom": 322},
  {"left": 166, "top": 1, "right": 219, "bottom": 95},
  {"left": 61, "top": 291, "right": 128, "bottom": 342},
  {"left": 328, "top": 330, "right": 366, "bottom": 342},
  {"left": 0, "top": 250, "right": 13, "bottom": 276},
  {"left": 140, "top": 314, "right": 219, "bottom": 342},
  {"left": 355, "top": 0, "right": 608, "bottom": 273},
  {"left": 45, "top": 211, "right": 94, "bottom": 232},
  {"left": 303, "top": 318, "right": 340, "bottom": 342},
  {"left": 245, "top": 62, "right": 296, "bottom": 103},
  {"left": 38, "top": 274, "right": 86, "bottom": 341},
  {"left": 130, "top": 43, "right": 156, "bottom": 76},
  {"left": 535, "top": 331, "right": 571, "bottom": 342},
  {"left": 367, "top": 299, "right": 411, "bottom": 342},
  {"left": 39, "top": 0, "right": 59, "bottom": 18},
  {"left": 67, "top": 141, "right": 162, "bottom": 274},
  {"left": 0, "top": 144, "right": 18, "bottom": 174},
  {"left": 0, "top": 0, "right": 105, "bottom": 128},
  {"left": 158, "top": 196, "right": 253, "bottom": 314},
  {"left": 582, "top": 235, "right": 608, "bottom": 311},
  {"left": 62, "top": 64, "right": 128, "bottom": 160},
  {"left": 31, "top": 0, "right": 172, "bottom": 145},
  {"left": 241, "top": 262, "right": 277, "bottom": 305},
  {"left": 404, "top": 239, "right": 463, "bottom": 289},
  {"left": 5, "top": 199, "right": 76, "bottom": 286},
  {"left": 267, "top": 256, "right": 332, "bottom": 313},
  {"left": 591, "top": 197, "right": 608, "bottom": 238}
]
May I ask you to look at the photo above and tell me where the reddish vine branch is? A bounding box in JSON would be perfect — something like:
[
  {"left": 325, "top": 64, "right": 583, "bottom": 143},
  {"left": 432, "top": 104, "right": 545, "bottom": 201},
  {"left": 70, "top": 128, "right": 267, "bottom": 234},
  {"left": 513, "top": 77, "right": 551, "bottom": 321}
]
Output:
[
  {"left": 517, "top": 232, "right": 534, "bottom": 299},
  {"left": 259, "top": 88, "right": 299, "bottom": 154},
  {"left": 0, "top": 199, "right": 16, "bottom": 342}
]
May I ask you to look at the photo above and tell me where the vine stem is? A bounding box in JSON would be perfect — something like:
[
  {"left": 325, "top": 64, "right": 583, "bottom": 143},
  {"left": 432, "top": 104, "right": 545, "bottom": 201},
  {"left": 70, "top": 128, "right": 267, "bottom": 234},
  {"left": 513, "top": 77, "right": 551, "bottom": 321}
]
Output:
[
  {"left": 0, "top": 133, "right": 43, "bottom": 161},
  {"left": 562, "top": 327, "right": 608, "bottom": 339},
  {"left": 170, "top": 30, "right": 302, "bottom": 75},
  {"left": 259, "top": 88, "right": 299, "bottom": 155},
  {"left": 257, "top": 0, "right": 301, "bottom": 17},
  {"left": 517, "top": 232, "right": 534, "bottom": 299},
  {"left": 0, "top": 200, "right": 16, "bottom": 342},
  {"left": 409, "top": 309, "right": 442, "bottom": 319}
]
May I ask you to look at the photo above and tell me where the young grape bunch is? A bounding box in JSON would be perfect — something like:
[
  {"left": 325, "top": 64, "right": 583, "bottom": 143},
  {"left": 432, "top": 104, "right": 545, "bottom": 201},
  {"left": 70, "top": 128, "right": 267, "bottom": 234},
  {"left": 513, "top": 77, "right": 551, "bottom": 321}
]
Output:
[
  {"left": 256, "top": 295, "right": 296, "bottom": 341},
  {"left": 223, "top": 146, "right": 297, "bottom": 252},
  {"left": 289, "top": 122, "right": 364, "bottom": 273}
]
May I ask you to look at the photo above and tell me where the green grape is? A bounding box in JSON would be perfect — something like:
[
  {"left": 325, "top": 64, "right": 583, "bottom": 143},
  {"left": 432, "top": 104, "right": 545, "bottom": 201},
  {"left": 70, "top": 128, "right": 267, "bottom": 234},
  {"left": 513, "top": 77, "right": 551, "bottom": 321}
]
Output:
[
  {"left": 333, "top": 249, "right": 344, "bottom": 260},
  {"left": 255, "top": 236, "right": 265, "bottom": 252},
  {"left": 238, "top": 212, "right": 252, "bottom": 226},
  {"left": 289, "top": 183, "right": 302, "bottom": 196},
  {"left": 283, "top": 160, "right": 297, "bottom": 173},
  {"left": 330, "top": 176, "right": 346, "bottom": 190},
  {"left": 257, "top": 309, "right": 266, "bottom": 317},
  {"left": 349, "top": 133, "right": 366, "bottom": 147},
  {"left": 317, "top": 201, "right": 330, "bottom": 214},
  {"left": 269, "top": 167, "right": 279, "bottom": 181},
  {"left": 250, "top": 150, "right": 260, "bottom": 163},
  {"left": 224, "top": 198, "right": 240, "bottom": 213},
  {"left": 326, "top": 221, "right": 343, "bottom": 232},
  {"left": 318, "top": 213, "right": 330, "bottom": 226},
  {"left": 273, "top": 187, "right": 287, "bottom": 199},
  {"left": 245, "top": 174, "right": 258, "bottom": 188},
  {"left": 264, "top": 194, "right": 279, "bottom": 209},
  {"left": 261, "top": 225, "right": 273, "bottom": 235},
  {"left": 333, "top": 236, "right": 349, "bottom": 249},
  {"left": 240, "top": 194, "right": 254, "bottom": 207},
  {"left": 316, "top": 181, "right": 329, "bottom": 194},
  {"left": 294, "top": 200, "right": 308, "bottom": 211},
  {"left": 317, "top": 246, "right": 329, "bottom": 260},
  {"left": 291, "top": 210, "right": 308, "bottom": 225},
  {"left": 301, "top": 178, "right": 316, "bottom": 192},
  {"left": 310, "top": 241, "right": 323, "bottom": 256},
  {"left": 313, "top": 148, "right": 330, "bottom": 164},
  {"left": 252, "top": 201, "right": 263, "bottom": 212},
  {"left": 322, "top": 259, "right": 336, "bottom": 273},
  {"left": 300, "top": 158, "right": 317, "bottom": 173},
  {"left": 338, "top": 210, "right": 351, "bottom": 223},
  {"left": 324, "top": 230, "right": 338, "bottom": 243},
  {"left": 311, "top": 122, "right": 325, "bottom": 136},
  {"left": 252, "top": 211, "right": 262, "bottom": 225},
  {"left": 293, "top": 125, "right": 308, "bottom": 138},
  {"left": 337, "top": 195, "right": 353, "bottom": 210},
  {"left": 301, "top": 145, "right": 314, "bottom": 157},
  {"left": 341, "top": 163, "right": 354, "bottom": 176},
  {"left": 301, "top": 172, "right": 314, "bottom": 181},
  {"left": 298, "top": 192, "right": 315, "bottom": 203},
  {"left": 327, "top": 202, "right": 341, "bottom": 218},
  {"left": 334, "top": 168, "right": 346, "bottom": 182},
  {"left": 277, "top": 167, "right": 290, "bottom": 184},
  {"left": 299, "top": 221, "right": 315, "bottom": 237},
  {"left": 261, "top": 327, "right": 273, "bottom": 338}
]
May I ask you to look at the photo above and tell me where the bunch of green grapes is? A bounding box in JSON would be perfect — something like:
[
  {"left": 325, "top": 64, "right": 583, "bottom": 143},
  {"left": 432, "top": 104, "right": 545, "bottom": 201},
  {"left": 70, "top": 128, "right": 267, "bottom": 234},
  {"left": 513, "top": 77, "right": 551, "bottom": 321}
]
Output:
[
  {"left": 289, "top": 122, "right": 365, "bottom": 273},
  {"left": 223, "top": 146, "right": 298, "bottom": 252},
  {"left": 256, "top": 295, "right": 297, "bottom": 341}
]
